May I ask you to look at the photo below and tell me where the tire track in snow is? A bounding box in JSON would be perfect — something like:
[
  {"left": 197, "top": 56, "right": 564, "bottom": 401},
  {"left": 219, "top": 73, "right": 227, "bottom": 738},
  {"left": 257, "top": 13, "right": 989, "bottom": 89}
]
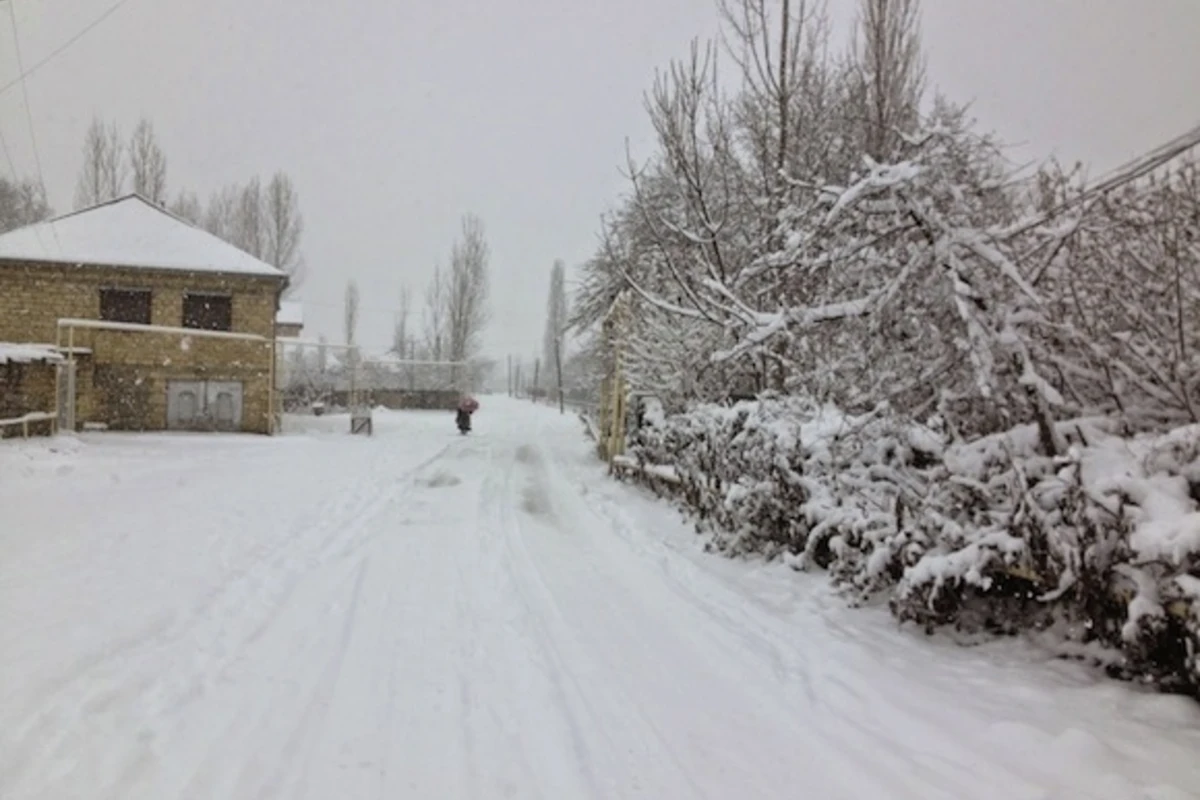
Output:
[
  {"left": 169, "top": 541, "right": 383, "bottom": 800},
  {"left": 363, "top": 434, "right": 501, "bottom": 800},
  {"left": 168, "top": 442, "right": 459, "bottom": 800},
  {"left": 569, "top": 482, "right": 1017, "bottom": 795},
  {"left": 257, "top": 556, "right": 371, "bottom": 799},
  {"left": 506, "top": 439, "right": 925, "bottom": 799},
  {"left": 532, "top": 427, "right": 1175, "bottom": 799},
  {"left": 500, "top": 444, "right": 728, "bottom": 799},
  {"left": 440, "top": 438, "right": 503, "bottom": 800},
  {"left": 4, "top": 437, "right": 455, "bottom": 799},
  {"left": 499, "top": 440, "right": 818, "bottom": 798},
  {"left": 471, "top": 441, "right": 606, "bottom": 799},
  {"left": 5, "top": 484, "right": 371, "bottom": 793}
]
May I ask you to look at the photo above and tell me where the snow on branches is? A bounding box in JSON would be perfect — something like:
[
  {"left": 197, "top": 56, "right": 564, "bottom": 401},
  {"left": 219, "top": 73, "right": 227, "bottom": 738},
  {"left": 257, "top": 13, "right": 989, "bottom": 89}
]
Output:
[
  {"left": 585, "top": 82, "right": 1200, "bottom": 443},
  {"left": 570, "top": 0, "right": 1200, "bottom": 699},
  {"left": 621, "top": 398, "right": 1200, "bottom": 697}
]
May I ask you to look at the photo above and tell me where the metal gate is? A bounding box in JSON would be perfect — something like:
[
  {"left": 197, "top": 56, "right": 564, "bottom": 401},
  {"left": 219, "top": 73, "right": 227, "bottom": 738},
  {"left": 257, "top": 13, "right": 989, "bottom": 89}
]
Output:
[{"left": 167, "top": 380, "right": 244, "bottom": 431}]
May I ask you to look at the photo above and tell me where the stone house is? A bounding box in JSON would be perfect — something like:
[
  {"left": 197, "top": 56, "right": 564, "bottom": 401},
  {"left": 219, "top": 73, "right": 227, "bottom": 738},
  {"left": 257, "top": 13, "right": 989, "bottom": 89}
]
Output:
[{"left": 0, "top": 195, "right": 288, "bottom": 433}]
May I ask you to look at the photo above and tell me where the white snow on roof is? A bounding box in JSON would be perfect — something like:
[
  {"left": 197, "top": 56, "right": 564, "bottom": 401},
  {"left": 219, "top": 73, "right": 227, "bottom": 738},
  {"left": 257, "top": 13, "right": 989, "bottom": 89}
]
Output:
[
  {"left": 276, "top": 301, "right": 303, "bottom": 326},
  {"left": 0, "top": 195, "right": 285, "bottom": 278},
  {"left": 0, "top": 343, "right": 65, "bottom": 364}
]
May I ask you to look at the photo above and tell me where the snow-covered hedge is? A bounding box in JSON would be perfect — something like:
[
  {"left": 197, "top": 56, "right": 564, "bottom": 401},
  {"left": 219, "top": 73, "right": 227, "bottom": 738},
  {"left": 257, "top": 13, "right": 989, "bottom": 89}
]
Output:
[{"left": 621, "top": 399, "right": 1200, "bottom": 697}]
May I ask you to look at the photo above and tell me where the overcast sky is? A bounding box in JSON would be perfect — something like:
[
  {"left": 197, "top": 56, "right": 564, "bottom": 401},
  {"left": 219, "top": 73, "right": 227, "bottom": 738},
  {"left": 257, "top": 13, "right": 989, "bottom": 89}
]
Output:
[{"left": 1, "top": 0, "right": 1198, "bottom": 359}]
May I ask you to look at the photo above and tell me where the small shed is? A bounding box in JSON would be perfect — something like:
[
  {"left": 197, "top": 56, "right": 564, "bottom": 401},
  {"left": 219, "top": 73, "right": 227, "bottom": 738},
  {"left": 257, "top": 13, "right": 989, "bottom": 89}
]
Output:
[{"left": 0, "top": 343, "right": 64, "bottom": 437}]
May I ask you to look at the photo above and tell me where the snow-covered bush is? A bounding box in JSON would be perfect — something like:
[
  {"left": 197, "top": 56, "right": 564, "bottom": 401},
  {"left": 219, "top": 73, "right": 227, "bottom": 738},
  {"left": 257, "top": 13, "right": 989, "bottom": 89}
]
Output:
[
  {"left": 623, "top": 399, "right": 1200, "bottom": 697},
  {"left": 630, "top": 398, "right": 816, "bottom": 556}
]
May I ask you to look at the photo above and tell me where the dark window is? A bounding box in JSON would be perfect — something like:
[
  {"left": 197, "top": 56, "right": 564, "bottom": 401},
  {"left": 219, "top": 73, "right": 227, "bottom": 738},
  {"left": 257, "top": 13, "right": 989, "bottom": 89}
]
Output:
[
  {"left": 182, "top": 293, "right": 233, "bottom": 331},
  {"left": 99, "top": 288, "right": 152, "bottom": 325}
]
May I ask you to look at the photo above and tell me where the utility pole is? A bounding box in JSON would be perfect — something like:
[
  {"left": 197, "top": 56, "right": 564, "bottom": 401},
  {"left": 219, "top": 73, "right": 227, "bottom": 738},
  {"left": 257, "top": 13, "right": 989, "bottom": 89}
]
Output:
[
  {"left": 507, "top": 354, "right": 512, "bottom": 397},
  {"left": 554, "top": 337, "right": 564, "bottom": 414},
  {"left": 533, "top": 359, "right": 540, "bottom": 404}
]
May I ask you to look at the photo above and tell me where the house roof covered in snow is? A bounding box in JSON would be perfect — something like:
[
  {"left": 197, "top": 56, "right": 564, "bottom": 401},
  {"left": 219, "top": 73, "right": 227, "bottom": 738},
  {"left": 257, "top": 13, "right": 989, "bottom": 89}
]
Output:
[
  {"left": 0, "top": 195, "right": 286, "bottom": 278},
  {"left": 276, "top": 301, "right": 303, "bottom": 326}
]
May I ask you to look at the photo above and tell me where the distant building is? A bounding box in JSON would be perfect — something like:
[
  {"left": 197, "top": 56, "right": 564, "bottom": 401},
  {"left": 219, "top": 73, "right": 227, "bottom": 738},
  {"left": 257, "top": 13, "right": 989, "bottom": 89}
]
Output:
[
  {"left": 276, "top": 300, "right": 303, "bottom": 338},
  {"left": 0, "top": 195, "right": 288, "bottom": 433}
]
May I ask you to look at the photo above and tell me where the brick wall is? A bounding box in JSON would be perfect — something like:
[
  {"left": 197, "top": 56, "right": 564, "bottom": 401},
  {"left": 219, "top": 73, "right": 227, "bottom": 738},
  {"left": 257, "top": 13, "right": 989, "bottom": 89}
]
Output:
[
  {"left": 0, "top": 260, "right": 283, "bottom": 434},
  {"left": 68, "top": 329, "right": 274, "bottom": 432},
  {"left": 0, "top": 261, "right": 279, "bottom": 342}
]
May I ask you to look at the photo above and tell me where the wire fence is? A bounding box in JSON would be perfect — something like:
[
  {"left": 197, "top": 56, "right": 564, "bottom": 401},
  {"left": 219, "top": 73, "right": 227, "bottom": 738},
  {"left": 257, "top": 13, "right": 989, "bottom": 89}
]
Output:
[{"left": 275, "top": 339, "right": 472, "bottom": 414}]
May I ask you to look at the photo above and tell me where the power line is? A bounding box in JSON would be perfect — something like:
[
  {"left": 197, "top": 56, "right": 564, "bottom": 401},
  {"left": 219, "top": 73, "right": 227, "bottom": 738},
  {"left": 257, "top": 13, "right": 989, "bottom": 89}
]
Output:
[
  {"left": 8, "top": 3, "right": 46, "bottom": 191},
  {"left": 6, "top": 1, "right": 56, "bottom": 253},
  {"left": 0, "top": 123, "right": 17, "bottom": 180},
  {"left": 0, "top": 0, "right": 137, "bottom": 97}
]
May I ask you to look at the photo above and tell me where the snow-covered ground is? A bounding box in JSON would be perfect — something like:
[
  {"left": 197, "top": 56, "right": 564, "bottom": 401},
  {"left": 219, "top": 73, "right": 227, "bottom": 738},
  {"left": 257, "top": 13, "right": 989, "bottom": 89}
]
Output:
[{"left": 2, "top": 398, "right": 1198, "bottom": 800}]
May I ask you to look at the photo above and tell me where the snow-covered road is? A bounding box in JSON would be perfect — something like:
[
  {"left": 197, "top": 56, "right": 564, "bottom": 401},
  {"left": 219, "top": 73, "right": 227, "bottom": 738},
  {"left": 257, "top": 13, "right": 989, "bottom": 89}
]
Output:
[{"left": 3, "top": 398, "right": 1199, "bottom": 799}]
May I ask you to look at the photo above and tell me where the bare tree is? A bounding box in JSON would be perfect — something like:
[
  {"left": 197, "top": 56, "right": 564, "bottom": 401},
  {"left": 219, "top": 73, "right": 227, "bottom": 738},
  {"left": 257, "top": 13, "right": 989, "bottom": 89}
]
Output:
[
  {"left": 390, "top": 285, "right": 414, "bottom": 387},
  {"left": 423, "top": 264, "right": 447, "bottom": 361},
  {"left": 851, "top": 0, "right": 926, "bottom": 160},
  {"left": 203, "top": 184, "right": 240, "bottom": 240},
  {"left": 129, "top": 118, "right": 168, "bottom": 204},
  {"left": 74, "top": 116, "right": 125, "bottom": 209},
  {"left": 234, "top": 177, "right": 266, "bottom": 258},
  {"left": 391, "top": 285, "right": 412, "bottom": 354},
  {"left": 543, "top": 260, "right": 569, "bottom": 412},
  {"left": 0, "top": 175, "right": 51, "bottom": 233},
  {"left": 445, "top": 214, "right": 491, "bottom": 377},
  {"left": 718, "top": 0, "right": 814, "bottom": 207},
  {"left": 344, "top": 279, "right": 360, "bottom": 347},
  {"left": 343, "top": 279, "right": 361, "bottom": 406},
  {"left": 264, "top": 171, "right": 305, "bottom": 290},
  {"left": 170, "top": 190, "right": 203, "bottom": 225}
]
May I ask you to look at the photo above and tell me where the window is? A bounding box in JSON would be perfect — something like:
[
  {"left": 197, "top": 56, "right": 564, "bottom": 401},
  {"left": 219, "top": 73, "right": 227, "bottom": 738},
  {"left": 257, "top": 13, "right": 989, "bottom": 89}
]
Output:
[
  {"left": 99, "top": 288, "right": 152, "bottom": 325},
  {"left": 182, "top": 293, "right": 233, "bottom": 331}
]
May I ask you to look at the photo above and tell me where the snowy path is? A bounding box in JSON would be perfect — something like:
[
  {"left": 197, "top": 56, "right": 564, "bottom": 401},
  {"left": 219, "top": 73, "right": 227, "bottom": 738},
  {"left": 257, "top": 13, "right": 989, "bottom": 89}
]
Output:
[{"left": 2, "top": 399, "right": 1199, "bottom": 799}]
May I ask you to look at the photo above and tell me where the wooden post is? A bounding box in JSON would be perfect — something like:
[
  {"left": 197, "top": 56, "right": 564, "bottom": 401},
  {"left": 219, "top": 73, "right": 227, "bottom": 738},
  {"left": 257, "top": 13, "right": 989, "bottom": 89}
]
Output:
[{"left": 605, "top": 291, "right": 629, "bottom": 466}]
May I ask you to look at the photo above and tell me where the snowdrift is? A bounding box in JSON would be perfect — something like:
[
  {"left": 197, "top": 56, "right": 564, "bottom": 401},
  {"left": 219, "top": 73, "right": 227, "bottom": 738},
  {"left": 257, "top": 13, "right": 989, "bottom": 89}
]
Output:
[{"left": 617, "top": 398, "right": 1200, "bottom": 698}]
